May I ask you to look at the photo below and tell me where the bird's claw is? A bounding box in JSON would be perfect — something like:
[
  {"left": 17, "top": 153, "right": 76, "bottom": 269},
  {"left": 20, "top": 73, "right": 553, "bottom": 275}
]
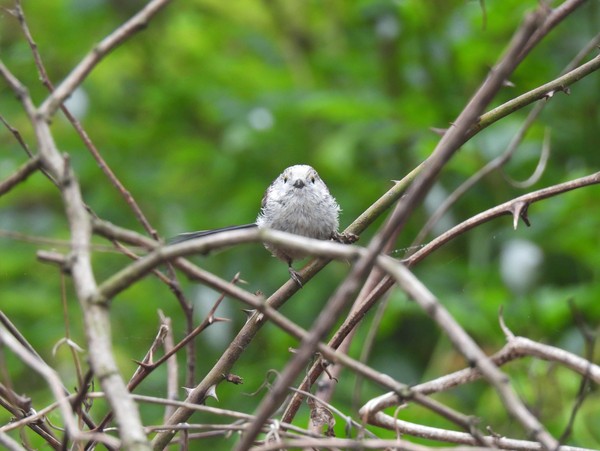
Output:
[
  {"left": 331, "top": 231, "right": 359, "bottom": 244},
  {"left": 288, "top": 267, "right": 304, "bottom": 287}
]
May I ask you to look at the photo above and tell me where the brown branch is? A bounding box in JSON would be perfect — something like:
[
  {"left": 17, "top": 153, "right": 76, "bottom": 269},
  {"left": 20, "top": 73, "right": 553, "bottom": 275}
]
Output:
[
  {"left": 380, "top": 259, "right": 560, "bottom": 449},
  {"left": 158, "top": 312, "right": 178, "bottom": 421},
  {"left": 0, "top": 325, "right": 120, "bottom": 448},
  {"left": 283, "top": 23, "right": 600, "bottom": 428},
  {"left": 144, "top": 170, "right": 600, "bottom": 449},
  {"left": 0, "top": 114, "right": 33, "bottom": 157},
  {"left": 121, "top": 230, "right": 481, "bottom": 448},
  {"left": 405, "top": 171, "right": 600, "bottom": 266},
  {"left": 412, "top": 12, "right": 600, "bottom": 249},
  {"left": 0, "top": 156, "right": 40, "bottom": 197},
  {"left": 149, "top": 175, "right": 600, "bottom": 449},
  {"left": 354, "top": 417, "right": 593, "bottom": 451},
  {"left": 1, "top": 30, "right": 153, "bottom": 451},
  {"left": 16, "top": 2, "right": 198, "bottom": 389},
  {"left": 361, "top": 325, "right": 600, "bottom": 450},
  {"left": 470, "top": 52, "right": 600, "bottom": 138},
  {"left": 235, "top": 8, "right": 551, "bottom": 450},
  {"left": 517, "top": 0, "right": 588, "bottom": 62},
  {"left": 37, "top": 0, "right": 173, "bottom": 119},
  {"left": 362, "top": 331, "right": 600, "bottom": 416}
]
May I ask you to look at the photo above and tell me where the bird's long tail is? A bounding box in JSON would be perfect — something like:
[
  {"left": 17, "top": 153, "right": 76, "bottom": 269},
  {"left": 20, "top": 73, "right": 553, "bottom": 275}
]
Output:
[{"left": 169, "top": 223, "right": 258, "bottom": 244}]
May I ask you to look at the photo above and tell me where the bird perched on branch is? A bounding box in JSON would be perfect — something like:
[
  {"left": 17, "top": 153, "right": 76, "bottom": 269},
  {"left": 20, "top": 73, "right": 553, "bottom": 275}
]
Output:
[{"left": 172, "top": 164, "right": 357, "bottom": 286}]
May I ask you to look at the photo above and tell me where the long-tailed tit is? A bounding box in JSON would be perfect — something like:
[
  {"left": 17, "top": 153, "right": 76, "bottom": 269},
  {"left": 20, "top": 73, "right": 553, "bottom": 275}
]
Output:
[{"left": 173, "top": 164, "right": 356, "bottom": 285}]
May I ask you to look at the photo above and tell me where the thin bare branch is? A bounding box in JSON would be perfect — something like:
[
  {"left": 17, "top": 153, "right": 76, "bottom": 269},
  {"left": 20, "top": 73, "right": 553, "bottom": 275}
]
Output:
[
  {"left": 471, "top": 52, "right": 600, "bottom": 138},
  {"left": 38, "top": 0, "right": 173, "bottom": 119},
  {"left": 0, "top": 325, "right": 120, "bottom": 448},
  {"left": 405, "top": 171, "right": 600, "bottom": 266}
]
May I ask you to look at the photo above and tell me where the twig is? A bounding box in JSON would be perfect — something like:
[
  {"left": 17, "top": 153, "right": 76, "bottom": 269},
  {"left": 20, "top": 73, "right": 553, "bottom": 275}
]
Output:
[
  {"left": 412, "top": 30, "right": 600, "bottom": 248},
  {"left": 0, "top": 325, "right": 120, "bottom": 448},
  {"left": 18, "top": 0, "right": 197, "bottom": 390},
  {"left": 356, "top": 416, "right": 593, "bottom": 451},
  {"left": 0, "top": 432, "right": 25, "bottom": 451},
  {"left": 158, "top": 312, "right": 178, "bottom": 421},
  {"left": 133, "top": 286, "right": 231, "bottom": 378},
  {"left": 15, "top": 0, "right": 161, "bottom": 239},
  {"left": 1, "top": 40, "right": 151, "bottom": 451},
  {"left": 282, "top": 202, "right": 407, "bottom": 423},
  {"left": 517, "top": 0, "right": 588, "bottom": 61},
  {"left": 559, "top": 301, "right": 596, "bottom": 445},
  {"left": 255, "top": 437, "right": 479, "bottom": 451},
  {"left": 90, "top": 392, "right": 322, "bottom": 438},
  {"left": 94, "top": 162, "right": 600, "bottom": 449},
  {"left": 361, "top": 331, "right": 600, "bottom": 417},
  {"left": 470, "top": 52, "right": 600, "bottom": 138},
  {"left": 379, "top": 259, "right": 558, "bottom": 449},
  {"left": 405, "top": 171, "right": 600, "bottom": 266},
  {"left": 234, "top": 8, "right": 550, "bottom": 449},
  {"left": 38, "top": 0, "right": 173, "bottom": 119},
  {"left": 0, "top": 114, "right": 33, "bottom": 157},
  {"left": 503, "top": 127, "right": 551, "bottom": 188}
]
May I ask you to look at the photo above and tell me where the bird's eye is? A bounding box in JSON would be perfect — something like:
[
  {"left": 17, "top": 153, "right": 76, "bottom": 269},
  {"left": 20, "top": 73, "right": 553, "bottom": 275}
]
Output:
[
  {"left": 310, "top": 177, "right": 315, "bottom": 183},
  {"left": 283, "top": 176, "right": 288, "bottom": 183}
]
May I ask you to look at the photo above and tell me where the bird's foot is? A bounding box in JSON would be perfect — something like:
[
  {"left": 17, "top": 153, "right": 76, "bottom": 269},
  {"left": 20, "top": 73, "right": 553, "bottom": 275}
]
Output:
[
  {"left": 288, "top": 267, "right": 304, "bottom": 287},
  {"left": 331, "top": 231, "right": 359, "bottom": 244}
]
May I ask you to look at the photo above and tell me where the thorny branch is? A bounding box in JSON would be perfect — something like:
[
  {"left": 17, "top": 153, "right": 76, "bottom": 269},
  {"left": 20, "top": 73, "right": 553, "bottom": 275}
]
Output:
[{"left": 1, "top": 1, "right": 599, "bottom": 450}]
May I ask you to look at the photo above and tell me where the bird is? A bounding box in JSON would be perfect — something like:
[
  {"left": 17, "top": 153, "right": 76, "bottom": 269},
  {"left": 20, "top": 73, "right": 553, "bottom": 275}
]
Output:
[{"left": 172, "top": 164, "right": 356, "bottom": 286}]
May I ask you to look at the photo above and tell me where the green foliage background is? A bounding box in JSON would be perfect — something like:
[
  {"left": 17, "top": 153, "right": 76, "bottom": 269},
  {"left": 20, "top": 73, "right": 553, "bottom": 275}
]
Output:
[{"left": 1, "top": 0, "right": 599, "bottom": 448}]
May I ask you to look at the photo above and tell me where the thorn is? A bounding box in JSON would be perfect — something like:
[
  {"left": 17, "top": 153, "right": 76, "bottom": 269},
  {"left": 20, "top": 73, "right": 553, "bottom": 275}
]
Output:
[
  {"left": 207, "top": 314, "right": 230, "bottom": 325},
  {"left": 520, "top": 206, "right": 531, "bottom": 227},
  {"left": 212, "top": 316, "right": 231, "bottom": 323},
  {"left": 486, "top": 425, "right": 503, "bottom": 438},
  {"left": 498, "top": 306, "right": 515, "bottom": 340},
  {"left": 545, "top": 85, "right": 571, "bottom": 99},
  {"left": 241, "top": 308, "right": 256, "bottom": 317},
  {"left": 133, "top": 359, "right": 152, "bottom": 369},
  {"left": 206, "top": 384, "right": 218, "bottom": 401},
  {"left": 511, "top": 201, "right": 530, "bottom": 229},
  {"left": 242, "top": 309, "right": 263, "bottom": 324},
  {"left": 430, "top": 127, "right": 447, "bottom": 136},
  {"left": 231, "top": 272, "right": 249, "bottom": 285}
]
